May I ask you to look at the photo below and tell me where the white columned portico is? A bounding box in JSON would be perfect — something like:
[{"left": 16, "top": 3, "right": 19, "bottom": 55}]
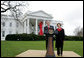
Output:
[{"left": 35, "top": 19, "right": 38, "bottom": 35}]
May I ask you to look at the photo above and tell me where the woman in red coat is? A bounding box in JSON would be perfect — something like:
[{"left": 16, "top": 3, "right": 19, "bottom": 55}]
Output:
[{"left": 39, "top": 21, "right": 43, "bottom": 35}]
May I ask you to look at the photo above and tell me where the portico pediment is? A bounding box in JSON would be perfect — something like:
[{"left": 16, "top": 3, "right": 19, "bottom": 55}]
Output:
[{"left": 28, "top": 10, "right": 53, "bottom": 18}]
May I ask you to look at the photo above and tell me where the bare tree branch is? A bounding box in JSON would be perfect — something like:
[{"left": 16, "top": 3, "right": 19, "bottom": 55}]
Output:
[
  {"left": 1, "top": 7, "right": 11, "bottom": 12},
  {"left": 1, "top": 1, "right": 24, "bottom": 13},
  {"left": 1, "top": 1, "right": 29, "bottom": 26},
  {"left": 73, "top": 26, "right": 83, "bottom": 36}
]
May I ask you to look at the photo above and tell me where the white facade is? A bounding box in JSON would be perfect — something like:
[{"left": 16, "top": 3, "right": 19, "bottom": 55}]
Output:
[
  {"left": 1, "top": 14, "right": 23, "bottom": 40},
  {"left": 1, "top": 10, "right": 63, "bottom": 40}
]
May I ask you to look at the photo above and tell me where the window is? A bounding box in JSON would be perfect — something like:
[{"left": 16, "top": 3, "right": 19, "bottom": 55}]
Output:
[
  {"left": 9, "top": 31, "right": 12, "bottom": 34},
  {"left": 16, "top": 22, "right": 19, "bottom": 27},
  {"left": 2, "top": 31, "right": 5, "bottom": 37},
  {"left": 10, "top": 22, "right": 12, "bottom": 27},
  {"left": 26, "top": 20, "right": 27, "bottom": 26},
  {"left": 2, "top": 22, "right": 5, "bottom": 27}
]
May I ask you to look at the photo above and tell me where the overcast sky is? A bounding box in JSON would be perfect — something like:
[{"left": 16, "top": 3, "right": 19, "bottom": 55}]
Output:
[{"left": 2, "top": 1, "right": 83, "bottom": 36}]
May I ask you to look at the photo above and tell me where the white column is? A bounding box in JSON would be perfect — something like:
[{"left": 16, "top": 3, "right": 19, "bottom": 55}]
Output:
[
  {"left": 24, "top": 21, "right": 26, "bottom": 33},
  {"left": 23, "top": 22, "right": 25, "bottom": 33},
  {"left": 43, "top": 20, "right": 45, "bottom": 32},
  {"left": 27, "top": 19, "right": 30, "bottom": 34},
  {"left": 36, "top": 19, "right": 38, "bottom": 35}
]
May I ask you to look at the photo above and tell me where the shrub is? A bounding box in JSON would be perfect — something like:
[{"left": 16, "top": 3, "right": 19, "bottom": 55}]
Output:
[
  {"left": 5, "top": 34, "right": 83, "bottom": 41},
  {"left": 65, "top": 36, "right": 83, "bottom": 41},
  {"left": 5, "top": 34, "right": 45, "bottom": 41}
]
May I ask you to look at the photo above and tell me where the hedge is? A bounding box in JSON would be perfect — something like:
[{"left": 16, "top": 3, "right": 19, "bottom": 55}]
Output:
[
  {"left": 64, "top": 36, "right": 83, "bottom": 41},
  {"left": 5, "top": 33, "right": 45, "bottom": 41},
  {"left": 5, "top": 34, "right": 83, "bottom": 41}
]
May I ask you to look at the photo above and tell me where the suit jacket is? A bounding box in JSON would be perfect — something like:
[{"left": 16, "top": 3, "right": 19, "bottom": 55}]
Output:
[
  {"left": 44, "top": 25, "right": 54, "bottom": 39},
  {"left": 44, "top": 25, "right": 54, "bottom": 35}
]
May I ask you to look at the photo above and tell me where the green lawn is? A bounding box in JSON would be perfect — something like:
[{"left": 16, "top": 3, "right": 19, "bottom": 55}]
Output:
[{"left": 1, "top": 41, "right": 83, "bottom": 57}]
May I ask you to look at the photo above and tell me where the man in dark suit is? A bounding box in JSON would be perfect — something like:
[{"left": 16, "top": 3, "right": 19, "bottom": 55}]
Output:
[{"left": 44, "top": 20, "right": 54, "bottom": 49}]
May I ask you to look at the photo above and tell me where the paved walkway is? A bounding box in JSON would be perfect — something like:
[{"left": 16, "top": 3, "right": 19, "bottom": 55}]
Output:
[{"left": 16, "top": 50, "right": 81, "bottom": 57}]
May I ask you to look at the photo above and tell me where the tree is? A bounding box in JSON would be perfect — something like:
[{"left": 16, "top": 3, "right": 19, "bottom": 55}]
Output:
[
  {"left": 1, "top": 1, "right": 21, "bottom": 13},
  {"left": 73, "top": 26, "right": 83, "bottom": 37},
  {"left": 1, "top": 1, "right": 29, "bottom": 13},
  {"left": 79, "top": 28, "right": 83, "bottom": 36},
  {"left": 1, "top": 1, "right": 29, "bottom": 25}
]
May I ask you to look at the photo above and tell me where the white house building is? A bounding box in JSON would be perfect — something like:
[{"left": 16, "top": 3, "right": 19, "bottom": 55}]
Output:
[{"left": 1, "top": 10, "right": 63, "bottom": 40}]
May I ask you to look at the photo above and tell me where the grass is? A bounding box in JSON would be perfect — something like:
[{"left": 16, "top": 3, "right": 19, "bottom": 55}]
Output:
[{"left": 1, "top": 41, "right": 83, "bottom": 57}]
